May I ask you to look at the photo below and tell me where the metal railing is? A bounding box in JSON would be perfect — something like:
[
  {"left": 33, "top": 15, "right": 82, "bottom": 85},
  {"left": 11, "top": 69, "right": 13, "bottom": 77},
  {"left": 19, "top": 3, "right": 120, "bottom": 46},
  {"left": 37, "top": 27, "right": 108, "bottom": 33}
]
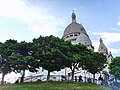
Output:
[{"left": 0, "top": 74, "right": 109, "bottom": 85}]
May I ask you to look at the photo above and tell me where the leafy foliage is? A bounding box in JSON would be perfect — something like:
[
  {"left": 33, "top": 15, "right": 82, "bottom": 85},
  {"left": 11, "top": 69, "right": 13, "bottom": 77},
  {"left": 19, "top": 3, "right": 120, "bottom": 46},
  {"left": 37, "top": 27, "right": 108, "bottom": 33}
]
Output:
[
  {"left": 0, "top": 39, "right": 17, "bottom": 59},
  {"left": 0, "top": 35, "right": 109, "bottom": 83},
  {"left": 0, "top": 57, "right": 12, "bottom": 74},
  {"left": 63, "top": 43, "right": 91, "bottom": 81},
  {"left": 8, "top": 53, "right": 39, "bottom": 73},
  {"left": 14, "top": 41, "right": 33, "bottom": 56},
  {"left": 0, "top": 39, "right": 38, "bottom": 83},
  {"left": 83, "top": 52, "right": 107, "bottom": 74},
  {"left": 109, "top": 57, "right": 120, "bottom": 79},
  {"left": 83, "top": 52, "right": 107, "bottom": 82},
  {"left": 0, "top": 39, "right": 17, "bottom": 84},
  {"left": 33, "top": 35, "right": 71, "bottom": 80}
]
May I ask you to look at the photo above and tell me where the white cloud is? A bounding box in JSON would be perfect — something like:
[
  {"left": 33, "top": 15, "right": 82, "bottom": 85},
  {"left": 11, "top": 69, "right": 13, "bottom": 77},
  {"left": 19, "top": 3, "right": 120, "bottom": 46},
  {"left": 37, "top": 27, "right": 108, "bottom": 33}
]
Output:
[
  {"left": 92, "top": 32, "right": 120, "bottom": 44},
  {"left": 117, "top": 16, "right": 120, "bottom": 26},
  {"left": 0, "top": 0, "right": 31, "bottom": 20},
  {"left": 0, "top": 0, "right": 66, "bottom": 37}
]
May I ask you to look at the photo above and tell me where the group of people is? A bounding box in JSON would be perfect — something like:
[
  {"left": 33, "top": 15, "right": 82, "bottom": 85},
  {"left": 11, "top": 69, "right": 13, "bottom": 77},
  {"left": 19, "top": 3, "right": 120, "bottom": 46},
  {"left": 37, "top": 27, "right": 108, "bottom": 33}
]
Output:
[
  {"left": 75, "top": 75, "right": 83, "bottom": 82},
  {"left": 75, "top": 74, "right": 110, "bottom": 85},
  {"left": 75, "top": 74, "right": 105, "bottom": 84}
]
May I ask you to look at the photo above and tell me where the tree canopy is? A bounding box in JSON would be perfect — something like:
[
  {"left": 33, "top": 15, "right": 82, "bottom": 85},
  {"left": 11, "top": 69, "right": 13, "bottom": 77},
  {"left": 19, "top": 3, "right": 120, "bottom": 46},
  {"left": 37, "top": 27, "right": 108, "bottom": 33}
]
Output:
[
  {"left": 0, "top": 39, "right": 38, "bottom": 83},
  {"left": 83, "top": 52, "right": 107, "bottom": 82},
  {"left": 33, "top": 35, "right": 71, "bottom": 80},
  {"left": 0, "top": 35, "right": 109, "bottom": 83},
  {"left": 63, "top": 43, "right": 91, "bottom": 81},
  {"left": 0, "top": 39, "right": 18, "bottom": 84},
  {"left": 109, "top": 57, "right": 120, "bottom": 79}
]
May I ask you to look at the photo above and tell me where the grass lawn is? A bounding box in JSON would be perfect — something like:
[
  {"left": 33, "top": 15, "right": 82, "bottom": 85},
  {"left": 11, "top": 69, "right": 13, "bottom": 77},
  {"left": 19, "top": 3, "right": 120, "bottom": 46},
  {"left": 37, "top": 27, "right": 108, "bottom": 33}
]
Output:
[{"left": 0, "top": 82, "right": 111, "bottom": 90}]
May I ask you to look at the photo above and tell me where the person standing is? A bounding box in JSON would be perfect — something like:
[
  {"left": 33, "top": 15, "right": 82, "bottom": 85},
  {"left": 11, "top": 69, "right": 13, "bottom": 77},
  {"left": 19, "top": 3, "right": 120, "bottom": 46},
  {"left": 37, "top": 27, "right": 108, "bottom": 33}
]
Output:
[
  {"left": 79, "top": 75, "right": 83, "bottom": 82},
  {"left": 98, "top": 75, "right": 103, "bottom": 85}
]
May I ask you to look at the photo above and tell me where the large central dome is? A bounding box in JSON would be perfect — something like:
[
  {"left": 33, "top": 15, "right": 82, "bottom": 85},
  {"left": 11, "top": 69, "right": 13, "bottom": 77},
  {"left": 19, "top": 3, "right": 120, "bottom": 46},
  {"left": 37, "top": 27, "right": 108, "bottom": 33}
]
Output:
[
  {"left": 62, "top": 11, "right": 94, "bottom": 50},
  {"left": 63, "top": 11, "right": 87, "bottom": 39}
]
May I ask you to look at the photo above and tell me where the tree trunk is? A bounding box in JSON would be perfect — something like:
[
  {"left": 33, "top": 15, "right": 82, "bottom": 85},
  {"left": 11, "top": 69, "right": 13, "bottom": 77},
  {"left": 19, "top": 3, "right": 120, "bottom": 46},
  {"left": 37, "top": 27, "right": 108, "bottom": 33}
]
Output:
[
  {"left": 71, "top": 68, "right": 75, "bottom": 81},
  {"left": 20, "top": 70, "right": 25, "bottom": 83},
  {"left": 93, "top": 74, "right": 95, "bottom": 83},
  {"left": 1, "top": 72, "right": 5, "bottom": 84},
  {"left": 47, "top": 70, "right": 50, "bottom": 81}
]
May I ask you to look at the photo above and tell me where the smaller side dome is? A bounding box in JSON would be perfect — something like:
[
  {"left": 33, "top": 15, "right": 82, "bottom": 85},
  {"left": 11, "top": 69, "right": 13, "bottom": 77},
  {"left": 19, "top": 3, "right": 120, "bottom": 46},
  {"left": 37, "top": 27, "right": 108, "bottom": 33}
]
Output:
[
  {"left": 76, "top": 33, "right": 92, "bottom": 46},
  {"left": 98, "top": 38, "right": 108, "bottom": 55}
]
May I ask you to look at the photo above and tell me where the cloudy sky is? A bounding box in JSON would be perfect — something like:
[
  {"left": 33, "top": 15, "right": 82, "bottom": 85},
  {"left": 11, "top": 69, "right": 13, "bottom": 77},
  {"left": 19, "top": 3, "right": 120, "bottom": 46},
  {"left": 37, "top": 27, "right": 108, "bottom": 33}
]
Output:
[{"left": 0, "top": 0, "right": 120, "bottom": 57}]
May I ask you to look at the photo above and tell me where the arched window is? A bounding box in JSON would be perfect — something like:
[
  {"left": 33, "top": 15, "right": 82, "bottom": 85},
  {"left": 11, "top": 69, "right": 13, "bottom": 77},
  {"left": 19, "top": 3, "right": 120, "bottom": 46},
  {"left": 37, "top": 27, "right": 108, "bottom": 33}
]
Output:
[
  {"left": 70, "top": 35, "right": 73, "bottom": 37},
  {"left": 74, "top": 34, "right": 78, "bottom": 36},
  {"left": 66, "top": 36, "right": 69, "bottom": 38}
]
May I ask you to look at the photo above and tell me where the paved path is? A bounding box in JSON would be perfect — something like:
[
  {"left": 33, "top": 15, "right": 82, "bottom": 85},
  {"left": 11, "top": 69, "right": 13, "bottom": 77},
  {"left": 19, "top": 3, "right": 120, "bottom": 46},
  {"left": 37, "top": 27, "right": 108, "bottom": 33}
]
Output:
[{"left": 102, "top": 80, "right": 120, "bottom": 90}]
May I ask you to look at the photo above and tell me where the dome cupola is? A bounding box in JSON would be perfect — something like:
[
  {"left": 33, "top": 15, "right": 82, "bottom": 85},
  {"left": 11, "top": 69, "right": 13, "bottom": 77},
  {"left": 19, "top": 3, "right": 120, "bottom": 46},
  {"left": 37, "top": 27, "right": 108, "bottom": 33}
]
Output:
[{"left": 72, "top": 10, "right": 76, "bottom": 22}]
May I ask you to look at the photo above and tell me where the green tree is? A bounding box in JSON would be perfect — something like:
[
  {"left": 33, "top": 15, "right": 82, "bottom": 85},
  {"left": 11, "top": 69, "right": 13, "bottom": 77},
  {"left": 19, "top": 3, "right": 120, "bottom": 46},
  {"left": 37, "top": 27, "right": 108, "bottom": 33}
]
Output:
[
  {"left": 83, "top": 52, "right": 107, "bottom": 83},
  {"left": 0, "top": 39, "right": 17, "bottom": 84},
  {"left": 8, "top": 53, "right": 39, "bottom": 82},
  {"left": 0, "top": 56, "right": 12, "bottom": 84},
  {"left": 109, "top": 57, "right": 120, "bottom": 79},
  {"left": 13, "top": 41, "right": 36, "bottom": 82},
  {"left": 64, "top": 44, "right": 91, "bottom": 81},
  {"left": 0, "top": 40, "right": 37, "bottom": 83},
  {"left": 40, "top": 49, "right": 69, "bottom": 80},
  {"left": 33, "top": 35, "right": 71, "bottom": 81}
]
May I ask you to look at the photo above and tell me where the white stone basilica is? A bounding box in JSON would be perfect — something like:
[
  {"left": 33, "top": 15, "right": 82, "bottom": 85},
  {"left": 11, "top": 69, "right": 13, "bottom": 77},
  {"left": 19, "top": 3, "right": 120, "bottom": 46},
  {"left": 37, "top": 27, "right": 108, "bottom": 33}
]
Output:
[
  {"left": 63, "top": 11, "right": 112, "bottom": 63},
  {"left": 62, "top": 11, "right": 113, "bottom": 79}
]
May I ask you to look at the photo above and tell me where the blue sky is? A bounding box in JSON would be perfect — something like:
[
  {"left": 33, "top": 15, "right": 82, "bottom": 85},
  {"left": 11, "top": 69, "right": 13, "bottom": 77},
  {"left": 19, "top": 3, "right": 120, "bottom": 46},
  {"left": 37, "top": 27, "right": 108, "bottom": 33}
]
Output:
[{"left": 0, "top": 0, "right": 120, "bottom": 57}]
